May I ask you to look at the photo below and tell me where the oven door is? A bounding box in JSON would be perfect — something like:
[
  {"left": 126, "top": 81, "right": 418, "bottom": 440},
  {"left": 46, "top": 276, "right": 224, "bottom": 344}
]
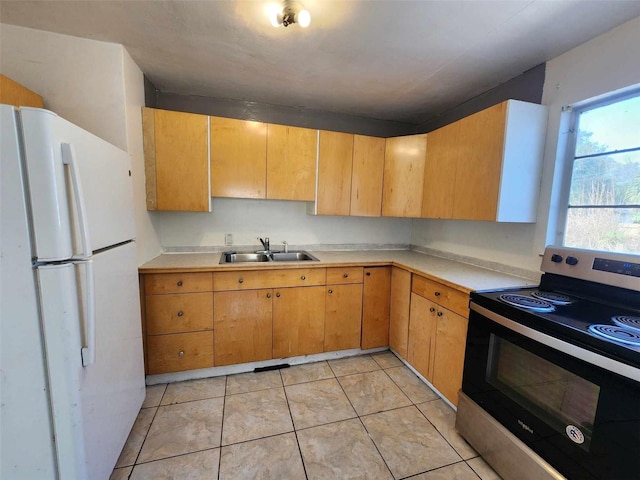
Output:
[{"left": 462, "top": 303, "right": 640, "bottom": 480}]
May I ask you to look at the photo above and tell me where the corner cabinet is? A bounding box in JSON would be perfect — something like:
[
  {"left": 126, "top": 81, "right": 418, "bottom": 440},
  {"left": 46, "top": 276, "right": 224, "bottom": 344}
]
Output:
[
  {"left": 142, "top": 107, "right": 211, "bottom": 212},
  {"left": 423, "top": 100, "right": 548, "bottom": 222}
]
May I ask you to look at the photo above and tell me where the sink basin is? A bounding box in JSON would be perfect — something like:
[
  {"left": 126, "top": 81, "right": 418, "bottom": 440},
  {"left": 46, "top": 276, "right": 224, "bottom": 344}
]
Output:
[
  {"left": 271, "top": 251, "right": 319, "bottom": 262},
  {"left": 219, "top": 250, "right": 319, "bottom": 264},
  {"left": 220, "top": 252, "right": 270, "bottom": 263}
]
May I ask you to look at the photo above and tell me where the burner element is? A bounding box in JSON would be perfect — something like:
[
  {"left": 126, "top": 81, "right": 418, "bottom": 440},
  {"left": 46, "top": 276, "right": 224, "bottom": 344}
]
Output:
[
  {"left": 531, "top": 291, "right": 574, "bottom": 305},
  {"left": 612, "top": 316, "right": 640, "bottom": 332},
  {"left": 588, "top": 324, "right": 640, "bottom": 346},
  {"left": 499, "top": 294, "right": 556, "bottom": 313}
]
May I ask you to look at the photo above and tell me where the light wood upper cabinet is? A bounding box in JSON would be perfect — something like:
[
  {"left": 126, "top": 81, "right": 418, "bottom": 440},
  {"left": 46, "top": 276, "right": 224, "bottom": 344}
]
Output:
[
  {"left": 361, "top": 266, "right": 391, "bottom": 349},
  {"left": 421, "top": 122, "right": 459, "bottom": 219},
  {"left": 267, "top": 124, "right": 317, "bottom": 201},
  {"left": 389, "top": 267, "right": 412, "bottom": 359},
  {"left": 382, "top": 134, "right": 427, "bottom": 217},
  {"left": 351, "top": 135, "right": 386, "bottom": 217},
  {"left": 316, "top": 130, "right": 354, "bottom": 215},
  {"left": 143, "top": 107, "right": 211, "bottom": 212},
  {"left": 0, "top": 74, "right": 43, "bottom": 108},
  {"left": 210, "top": 116, "right": 267, "bottom": 198},
  {"left": 423, "top": 99, "right": 547, "bottom": 222}
]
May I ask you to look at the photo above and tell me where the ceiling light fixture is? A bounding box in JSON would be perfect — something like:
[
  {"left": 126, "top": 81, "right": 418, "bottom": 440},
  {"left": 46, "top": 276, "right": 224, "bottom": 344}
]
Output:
[{"left": 269, "top": 0, "right": 311, "bottom": 28}]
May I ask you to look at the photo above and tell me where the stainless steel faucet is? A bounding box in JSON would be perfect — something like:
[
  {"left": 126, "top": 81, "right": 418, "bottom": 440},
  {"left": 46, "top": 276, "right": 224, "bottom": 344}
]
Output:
[{"left": 257, "top": 236, "right": 270, "bottom": 252}]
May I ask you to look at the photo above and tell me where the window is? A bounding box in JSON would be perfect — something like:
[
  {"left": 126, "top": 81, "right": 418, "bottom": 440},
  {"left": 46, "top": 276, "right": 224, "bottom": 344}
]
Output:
[{"left": 562, "top": 91, "right": 640, "bottom": 253}]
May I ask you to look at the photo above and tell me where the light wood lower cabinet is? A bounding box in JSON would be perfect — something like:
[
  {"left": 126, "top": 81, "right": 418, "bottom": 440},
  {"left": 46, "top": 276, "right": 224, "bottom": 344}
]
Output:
[
  {"left": 361, "top": 266, "right": 391, "bottom": 349},
  {"left": 213, "top": 289, "right": 273, "bottom": 366},
  {"left": 273, "top": 286, "right": 326, "bottom": 358},
  {"left": 408, "top": 274, "right": 469, "bottom": 406},
  {"left": 147, "top": 331, "right": 214, "bottom": 375},
  {"left": 146, "top": 292, "right": 213, "bottom": 335},
  {"left": 324, "top": 284, "right": 363, "bottom": 351},
  {"left": 389, "top": 267, "right": 412, "bottom": 359}
]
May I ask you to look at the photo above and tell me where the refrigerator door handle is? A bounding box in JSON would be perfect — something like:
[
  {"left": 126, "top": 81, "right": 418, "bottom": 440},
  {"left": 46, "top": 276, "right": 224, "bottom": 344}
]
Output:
[
  {"left": 79, "top": 260, "right": 97, "bottom": 367},
  {"left": 62, "top": 142, "right": 92, "bottom": 259}
]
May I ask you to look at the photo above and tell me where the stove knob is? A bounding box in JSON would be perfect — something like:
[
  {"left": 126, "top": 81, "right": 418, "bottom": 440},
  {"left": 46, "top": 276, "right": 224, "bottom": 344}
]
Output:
[
  {"left": 551, "top": 254, "right": 563, "bottom": 263},
  {"left": 566, "top": 256, "right": 579, "bottom": 266}
]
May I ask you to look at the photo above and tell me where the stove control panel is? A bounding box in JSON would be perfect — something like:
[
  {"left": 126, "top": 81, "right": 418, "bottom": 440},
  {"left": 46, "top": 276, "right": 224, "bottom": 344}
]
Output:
[{"left": 542, "top": 246, "right": 640, "bottom": 291}]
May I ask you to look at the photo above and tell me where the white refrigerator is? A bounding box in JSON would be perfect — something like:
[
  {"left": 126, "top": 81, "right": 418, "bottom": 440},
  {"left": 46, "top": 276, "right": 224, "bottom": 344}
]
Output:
[{"left": 1, "top": 105, "right": 145, "bottom": 480}]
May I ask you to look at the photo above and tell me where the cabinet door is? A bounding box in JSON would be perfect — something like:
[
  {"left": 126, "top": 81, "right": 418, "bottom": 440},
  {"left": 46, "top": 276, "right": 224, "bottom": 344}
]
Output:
[
  {"left": 361, "top": 266, "right": 391, "bottom": 349},
  {"left": 382, "top": 134, "right": 427, "bottom": 217},
  {"left": 266, "top": 124, "right": 317, "bottom": 201},
  {"left": 324, "top": 284, "right": 363, "bottom": 352},
  {"left": 0, "top": 74, "right": 43, "bottom": 107},
  {"left": 146, "top": 292, "right": 213, "bottom": 335},
  {"left": 452, "top": 102, "right": 506, "bottom": 220},
  {"left": 213, "top": 290, "right": 273, "bottom": 366},
  {"left": 273, "top": 286, "right": 325, "bottom": 357},
  {"left": 143, "top": 108, "right": 210, "bottom": 212},
  {"left": 350, "top": 135, "right": 385, "bottom": 216},
  {"left": 210, "top": 116, "right": 267, "bottom": 198},
  {"left": 407, "top": 293, "right": 437, "bottom": 382},
  {"left": 432, "top": 309, "right": 469, "bottom": 406},
  {"left": 317, "top": 130, "right": 353, "bottom": 215},
  {"left": 422, "top": 122, "right": 459, "bottom": 219},
  {"left": 389, "top": 267, "right": 411, "bottom": 359}
]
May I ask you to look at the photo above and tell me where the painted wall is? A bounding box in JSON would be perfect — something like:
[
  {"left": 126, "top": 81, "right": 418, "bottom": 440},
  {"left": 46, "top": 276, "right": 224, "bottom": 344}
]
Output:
[
  {"left": 1, "top": 24, "right": 161, "bottom": 264},
  {"left": 158, "top": 198, "right": 412, "bottom": 249},
  {"left": 411, "top": 16, "right": 640, "bottom": 273}
]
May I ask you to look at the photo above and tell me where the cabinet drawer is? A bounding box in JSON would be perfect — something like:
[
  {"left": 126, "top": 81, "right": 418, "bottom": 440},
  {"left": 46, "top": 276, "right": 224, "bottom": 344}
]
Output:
[
  {"left": 412, "top": 275, "right": 469, "bottom": 317},
  {"left": 213, "top": 268, "right": 326, "bottom": 291},
  {"left": 146, "top": 331, "right": 213, "bottom": 374},
  {"left": 145, "top": 273, "right": 213, "bottom": 294},
  {"left": 146, "top": 293, "right": 213, "bottom": 335},
  {"left": 326, "top": 267, "right": 364, "bottom": 285}
]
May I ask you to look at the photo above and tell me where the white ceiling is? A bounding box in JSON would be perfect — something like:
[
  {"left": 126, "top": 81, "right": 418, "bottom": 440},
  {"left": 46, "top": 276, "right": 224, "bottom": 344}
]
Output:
[{"left": 2, "top": 0, "right": 639, "bottom": 124}]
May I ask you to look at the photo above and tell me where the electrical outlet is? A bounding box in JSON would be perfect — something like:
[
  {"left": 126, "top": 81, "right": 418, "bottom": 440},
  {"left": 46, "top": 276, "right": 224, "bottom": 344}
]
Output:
[{"left": 225, "top": 233, "right": 233, "bottom": 245}]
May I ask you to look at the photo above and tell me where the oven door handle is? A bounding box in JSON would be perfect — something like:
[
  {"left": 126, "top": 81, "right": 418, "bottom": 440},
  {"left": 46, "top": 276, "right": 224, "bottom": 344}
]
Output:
[{"left": 470, "top": 302, "right": 640, "bottom": 383}]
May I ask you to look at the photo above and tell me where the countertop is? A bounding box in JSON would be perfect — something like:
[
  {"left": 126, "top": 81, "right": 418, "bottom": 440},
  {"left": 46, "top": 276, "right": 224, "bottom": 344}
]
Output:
[{"left": 139, "top": 249, "right": 540, "bottom": 293}]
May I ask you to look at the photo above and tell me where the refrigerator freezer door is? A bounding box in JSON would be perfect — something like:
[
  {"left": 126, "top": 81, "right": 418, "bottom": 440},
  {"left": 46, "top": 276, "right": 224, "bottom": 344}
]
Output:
[
  {"left": 38, "top": 241, "right": 144, "bottom": 480},
  {"left": 20, "top": 107, "right": 136, "bottom": 261}
]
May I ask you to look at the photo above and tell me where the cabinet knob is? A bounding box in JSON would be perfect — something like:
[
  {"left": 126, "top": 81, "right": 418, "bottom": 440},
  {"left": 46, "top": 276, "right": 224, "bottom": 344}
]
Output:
[
  {"left": 301, "top": 275, "right": 306, "bottom": 280},
  {"left": 276, "top": 293, "right": 281, "bottom": 298},
  {"left": 437, "top": 311, "right": 443, "bottom": 317},
  {"left": 177, "top": 311, "right": 184, "bottom": 317},
  {"left": 177, "top": 281, "right": 183, "bottom": 287},
  {"left": 238, "top": 278, "right": 244, "bottom": 284},
  {"left": 366, "top": 272, "right": 371, "bottom": 276},
  {"left": 267, "top": 293, "right": 272, "bottom": 299},
  {"left": 328, "top": 289, "right": 333, "bottom": 294},
  {"left": 434, "top": 291, "right": 441, "bottom": 297},
  {"left": 178, "top": 350, "right": 185, "bottom": 357},
  {"left": 343, "top": 273, "right": 349, "bottom": 278},
  {"left": 429, "top": 307, "right": 435, "bottom": 313}
]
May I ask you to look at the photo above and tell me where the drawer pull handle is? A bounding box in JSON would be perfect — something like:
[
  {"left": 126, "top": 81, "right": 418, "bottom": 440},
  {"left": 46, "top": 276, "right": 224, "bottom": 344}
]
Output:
[
  {"left": 238, "top": 278, "right": 244, "bottom": 284},
  {"left": 434, "top": 291, "right": 441, "bottom": 297},
  {"left": 328, "top": 289, "right": 333, "bottom": 294},
  {"left": 178, "top": 350, "right": 185, "bottom": 357},
  {"left": 301, "top": 275, "right": 306, "bottom": 280},
  {"left": 343, "top": 273, "right": 349, "bottom": 278},
  {"left": 437, "top": 311, "right": 443, "bottom": 317},
  {"left": 366, "top": 272, "right": 371, "bottom": 276},
  {"left": 177, "top": 281, "right": 183, "bottom": 287},
  {"left": 177, "top": 311, "right": 184, "bottom": 317},
  {"left": 267, "top": 293, "right": 272, "bottom": 299},
  {"left": 276, "top": 293, "right": 281, "bottom": 298},
  {"left": 429, "top": 307, "right": 435, "bottom": 313}
]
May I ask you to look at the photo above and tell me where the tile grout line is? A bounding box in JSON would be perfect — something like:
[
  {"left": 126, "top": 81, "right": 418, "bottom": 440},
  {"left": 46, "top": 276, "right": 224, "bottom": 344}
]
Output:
[
  {"left": 217, "top": 375, "right": 228, "bottom": 480},
  {"left": 127, "top": 383, "right": 168, "bottom": 474},
  {"left": 280, "top": 368, "right": 310, "bottom": 480}
]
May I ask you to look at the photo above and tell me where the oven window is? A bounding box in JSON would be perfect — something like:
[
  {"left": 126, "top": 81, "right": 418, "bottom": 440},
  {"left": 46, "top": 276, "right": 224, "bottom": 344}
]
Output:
[{"left": 487, "top": 334, "right": 600, "bottom": 451}]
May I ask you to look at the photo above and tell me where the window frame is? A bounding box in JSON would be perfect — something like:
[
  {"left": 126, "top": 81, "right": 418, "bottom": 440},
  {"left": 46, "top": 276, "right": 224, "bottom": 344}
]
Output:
[{"left": 556, "top": 88, "right": 640, "bottom": 252}]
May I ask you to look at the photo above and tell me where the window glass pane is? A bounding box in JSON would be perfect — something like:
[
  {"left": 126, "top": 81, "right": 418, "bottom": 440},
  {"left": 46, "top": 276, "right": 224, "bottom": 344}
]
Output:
[
  {"left": 576, "top": 95, "right": 640, "bottom": 157},
  {"left": 569, "top": 151, "right": 640, "bottom": 206},
  {"left": 564, "top": 207, "right": 640, "bottom": 253}
]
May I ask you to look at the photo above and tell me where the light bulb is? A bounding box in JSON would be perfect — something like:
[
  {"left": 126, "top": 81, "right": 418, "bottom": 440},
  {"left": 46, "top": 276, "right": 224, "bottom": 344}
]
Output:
[
  {"left": 267, "top": 4, "right": 282, "bottom": 27},
  {"left": 296, "top": 9, "right": 311, "bottom": 28}
]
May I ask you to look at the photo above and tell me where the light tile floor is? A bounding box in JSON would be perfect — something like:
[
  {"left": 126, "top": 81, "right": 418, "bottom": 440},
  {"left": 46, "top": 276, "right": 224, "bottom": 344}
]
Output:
[{"left": 111, "top": 351, "right": 503, "bottom": 480}]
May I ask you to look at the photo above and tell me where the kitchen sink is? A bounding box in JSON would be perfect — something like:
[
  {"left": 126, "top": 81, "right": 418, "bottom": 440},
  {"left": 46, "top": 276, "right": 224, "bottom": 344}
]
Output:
[{"left": 219, "top": 250, "right": 319, "bottom": 264}]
